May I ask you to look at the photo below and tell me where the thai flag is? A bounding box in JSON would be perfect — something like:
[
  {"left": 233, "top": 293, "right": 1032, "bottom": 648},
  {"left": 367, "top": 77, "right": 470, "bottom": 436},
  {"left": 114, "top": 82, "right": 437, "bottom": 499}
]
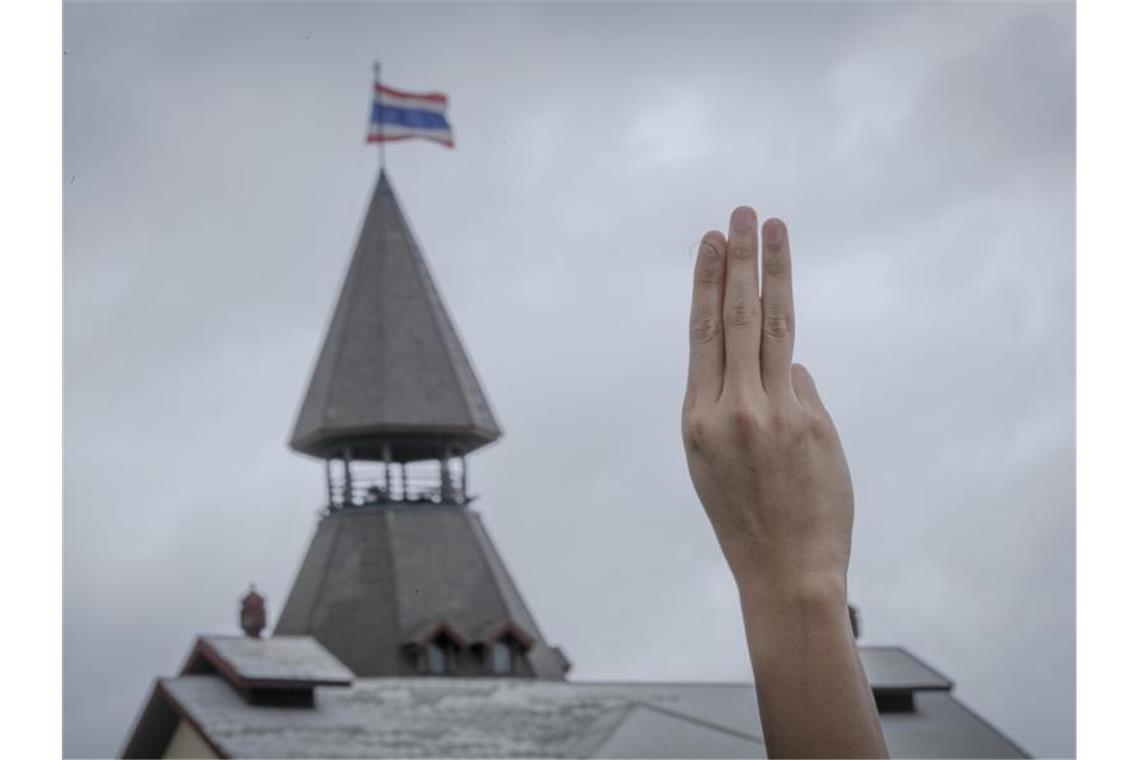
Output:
[{"left": 368, "top": 83, "right": 454, "bottom": 148}]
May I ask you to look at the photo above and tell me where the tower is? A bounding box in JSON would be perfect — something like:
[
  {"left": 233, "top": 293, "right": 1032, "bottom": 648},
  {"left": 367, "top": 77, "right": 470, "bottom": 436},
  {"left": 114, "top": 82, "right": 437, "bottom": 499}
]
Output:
[
  {"left": 275, "top": 170, "right": 569, "bottom": 680},
  {"left": 121, "top": 157, "right": 1028, "bottom": 760}
]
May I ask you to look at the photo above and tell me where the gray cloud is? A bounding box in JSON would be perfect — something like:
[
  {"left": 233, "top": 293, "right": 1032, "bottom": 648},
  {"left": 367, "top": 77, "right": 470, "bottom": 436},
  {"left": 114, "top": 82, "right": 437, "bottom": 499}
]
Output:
[{"left": 64, "top": 2, "right": 1074, "bottom": 757}]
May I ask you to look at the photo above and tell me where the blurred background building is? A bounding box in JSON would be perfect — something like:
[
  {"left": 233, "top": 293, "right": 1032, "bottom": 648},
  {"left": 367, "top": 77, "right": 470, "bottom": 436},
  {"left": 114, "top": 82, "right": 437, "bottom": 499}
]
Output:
[{"left": 120, "top": 171, "right": 1028, "bottom": 759}]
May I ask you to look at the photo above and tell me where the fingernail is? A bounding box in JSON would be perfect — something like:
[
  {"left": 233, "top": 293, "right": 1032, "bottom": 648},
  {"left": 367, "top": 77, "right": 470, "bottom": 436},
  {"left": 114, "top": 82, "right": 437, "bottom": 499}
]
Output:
[
  {"left": 763, "top": 218, "right": 785, "bottom": 247},
  {"left": 731, "top": 207, "right": 755, "bottom": 232}
]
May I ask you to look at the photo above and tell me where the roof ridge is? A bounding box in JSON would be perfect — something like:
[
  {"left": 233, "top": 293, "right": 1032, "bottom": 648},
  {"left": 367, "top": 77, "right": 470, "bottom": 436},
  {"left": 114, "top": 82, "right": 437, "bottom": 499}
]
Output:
[
  {"left": 321, "top": 170, "right": 388, "bottom": 436},
  {"left": 306, "top": 509, "right": 345, "bottom": 633},
  {"left": 464, "top": 511, "right": 524, "bottom": 636},
  {"left": 624, "top": 700, "right": 765, "bottom": 743},
  {"left": 292, "top": 172, "right": 379, "bottom": 447},
  {"left": 566, "top": 701, "right": 638, "bottom": 758}
]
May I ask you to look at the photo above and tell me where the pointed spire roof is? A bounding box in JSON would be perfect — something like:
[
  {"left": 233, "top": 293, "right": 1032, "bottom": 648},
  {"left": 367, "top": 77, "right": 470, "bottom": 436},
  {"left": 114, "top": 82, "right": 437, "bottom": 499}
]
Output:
[
  {"left": 274, "top": 504, "right": 571, "bottom": 680},
  {"left": 291, "top": 170, "right": 501, "bottom": 462}
]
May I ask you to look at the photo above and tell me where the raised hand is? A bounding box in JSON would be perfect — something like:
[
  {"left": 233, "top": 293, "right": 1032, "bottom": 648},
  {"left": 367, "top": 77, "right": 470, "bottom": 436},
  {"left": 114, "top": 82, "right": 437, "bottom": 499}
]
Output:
[{"left": 681, "top": 207, "right": 888, "bottom": 758}]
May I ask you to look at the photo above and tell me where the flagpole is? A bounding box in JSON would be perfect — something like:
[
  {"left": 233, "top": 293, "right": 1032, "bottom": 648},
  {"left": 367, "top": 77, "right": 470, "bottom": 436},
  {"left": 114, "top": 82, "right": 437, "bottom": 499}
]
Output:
[{"left": 374, "top": 59, "right": 385, "bottom": 172}]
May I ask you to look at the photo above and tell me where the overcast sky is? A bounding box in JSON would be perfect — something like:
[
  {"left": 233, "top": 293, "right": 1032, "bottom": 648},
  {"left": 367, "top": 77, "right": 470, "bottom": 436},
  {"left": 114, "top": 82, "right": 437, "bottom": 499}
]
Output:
[{"left": 63, "top": 2, "right": 1074, "bottom": 757}]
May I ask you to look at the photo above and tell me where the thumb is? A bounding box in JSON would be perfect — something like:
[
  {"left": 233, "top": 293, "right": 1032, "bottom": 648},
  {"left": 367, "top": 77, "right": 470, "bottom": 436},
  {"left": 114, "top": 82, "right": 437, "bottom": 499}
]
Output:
[{"left": 791, "top": 363, "right": 824, "bottom": 410}]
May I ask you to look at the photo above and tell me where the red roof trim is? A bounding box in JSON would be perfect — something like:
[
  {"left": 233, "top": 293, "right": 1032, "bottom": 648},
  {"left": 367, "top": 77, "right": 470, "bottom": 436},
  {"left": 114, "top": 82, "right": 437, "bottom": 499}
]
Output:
[
  {"left": 479, "top": 620, "right": 536, "bottom": 651},
  {"left": 406, "top": 620, "right": 467, "bottom": 648}
]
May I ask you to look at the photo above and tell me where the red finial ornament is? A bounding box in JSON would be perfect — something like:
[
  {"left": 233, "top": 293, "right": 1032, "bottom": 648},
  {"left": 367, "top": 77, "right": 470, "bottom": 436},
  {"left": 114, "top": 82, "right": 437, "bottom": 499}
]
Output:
[{"left": 240, "top": 584, "right": 267, "bottom": 639}]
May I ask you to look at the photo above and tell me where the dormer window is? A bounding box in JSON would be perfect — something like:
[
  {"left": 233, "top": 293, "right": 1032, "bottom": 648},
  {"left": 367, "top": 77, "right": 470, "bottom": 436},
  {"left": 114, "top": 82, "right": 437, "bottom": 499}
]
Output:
[
  {"left": 426, "top": 639, "right": 448, "bottom": 674},
  {"left": 483, "top": 632, "right": 530, "bottom": 676},
  {"left": 489, "top": 640, "right": 512, "bottom": 675},
  {"left": 476, "top": 621, "right": 535, "bottom": 677},
  {"left": 408, "top": 626, "right": 463, "bottom": 676}
]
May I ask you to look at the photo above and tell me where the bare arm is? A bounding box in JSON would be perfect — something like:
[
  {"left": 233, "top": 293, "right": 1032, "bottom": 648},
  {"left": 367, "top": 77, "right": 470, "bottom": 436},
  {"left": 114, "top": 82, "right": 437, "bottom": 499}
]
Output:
[{"left": 681, "top": 207, "right": 888, "bottom": 759}]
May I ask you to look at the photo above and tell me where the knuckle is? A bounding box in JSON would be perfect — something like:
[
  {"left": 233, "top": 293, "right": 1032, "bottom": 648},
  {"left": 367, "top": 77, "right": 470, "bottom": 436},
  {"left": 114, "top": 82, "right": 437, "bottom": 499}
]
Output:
[
  {"left": 763, "top": 311, "right": 793, "bottom": 339},
  {"left": 695, "top": 240, "right": 724, "bottom": 285},
  {"left": 681, "top": 390, "right": 698, "bottom": 415},
  {"left": 726, "top": 300, "right": 758, "bottom": 327},
  {"left": 807, "top": 409, "right": 834, "bottom": 438},
  {"left": 769, "top": 407, "right": 807, "bottom": 435},
  {"left": 690, "top": 314, "right": 723, "bottom": 345},
  {"left": 728, "top": 403, "right": 762, "bottom": 438},
  {"left": 763, "top": 248, "right": 790, "bottom": 275},
  {"left": 681, "top": 412, "right": 710, "bottom": 452},
  {"left": 727, "top": 240, "right": 755, "bottom": 261}
]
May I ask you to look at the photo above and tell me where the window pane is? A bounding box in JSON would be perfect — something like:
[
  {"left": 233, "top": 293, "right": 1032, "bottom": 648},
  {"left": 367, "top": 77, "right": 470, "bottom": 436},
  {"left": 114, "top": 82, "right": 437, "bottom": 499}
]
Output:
[
  {"left": 427, "top": 643, "right": 446, "bottom": 674},
  {"left": 491, "top": 641, "right": 511, "bottom": 674}
]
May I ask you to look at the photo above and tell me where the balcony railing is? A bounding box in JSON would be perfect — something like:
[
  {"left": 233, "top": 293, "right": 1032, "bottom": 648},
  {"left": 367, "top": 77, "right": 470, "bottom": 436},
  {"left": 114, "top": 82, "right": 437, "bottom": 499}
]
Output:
[{"left": 325, "top": 458, "right": 469, "bottom": 508}]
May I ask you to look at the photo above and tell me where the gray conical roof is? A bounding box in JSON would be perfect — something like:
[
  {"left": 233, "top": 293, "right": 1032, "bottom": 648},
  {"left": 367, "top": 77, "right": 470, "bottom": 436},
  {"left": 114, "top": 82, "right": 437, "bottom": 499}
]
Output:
[
  {"left": 291, "top": 170, "right": 501, "bottom": 462},
  {"left": 274, "top": 504, "right": 570, "bottom": 680}
]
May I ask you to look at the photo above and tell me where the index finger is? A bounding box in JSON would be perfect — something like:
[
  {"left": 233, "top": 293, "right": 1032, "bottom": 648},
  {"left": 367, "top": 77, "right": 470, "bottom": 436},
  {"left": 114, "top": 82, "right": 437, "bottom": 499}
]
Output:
[{"left": 685, "top": 231, "right": 727, "bottom": 407}]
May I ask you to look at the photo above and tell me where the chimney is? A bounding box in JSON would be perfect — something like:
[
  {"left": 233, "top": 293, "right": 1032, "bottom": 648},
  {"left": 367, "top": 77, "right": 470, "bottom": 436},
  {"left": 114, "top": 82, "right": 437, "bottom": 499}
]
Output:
[{"left": 240, "top": 584, "right": 267, "bottom": 638}]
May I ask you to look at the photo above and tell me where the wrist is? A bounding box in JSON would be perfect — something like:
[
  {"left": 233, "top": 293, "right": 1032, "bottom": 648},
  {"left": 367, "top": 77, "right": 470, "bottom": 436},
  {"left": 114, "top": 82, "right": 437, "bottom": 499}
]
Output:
[
  {"left": 735, "top": 571, "right": 848, "bottom": 620},
  {"left": 736, "top": 572, "right": 854, "bottom": 669}
]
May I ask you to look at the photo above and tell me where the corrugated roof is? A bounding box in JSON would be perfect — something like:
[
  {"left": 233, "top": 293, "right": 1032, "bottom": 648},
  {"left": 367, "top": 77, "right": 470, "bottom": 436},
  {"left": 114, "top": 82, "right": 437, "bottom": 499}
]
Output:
[{"left": 290, "top": 169, "right": 501, "bottom": 462}]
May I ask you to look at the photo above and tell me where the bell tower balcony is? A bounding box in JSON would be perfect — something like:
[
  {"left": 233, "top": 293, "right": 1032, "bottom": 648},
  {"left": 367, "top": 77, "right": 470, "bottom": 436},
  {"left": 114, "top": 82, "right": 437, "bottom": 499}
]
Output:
[{"left": 324, "top": 447, "right": 470, "bottom": 508}]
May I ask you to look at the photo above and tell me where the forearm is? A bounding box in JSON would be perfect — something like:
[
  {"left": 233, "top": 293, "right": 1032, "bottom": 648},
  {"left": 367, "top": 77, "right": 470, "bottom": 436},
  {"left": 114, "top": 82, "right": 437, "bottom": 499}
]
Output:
[{"left": 738, "top": 575, "right": 888, "bottom": 759}]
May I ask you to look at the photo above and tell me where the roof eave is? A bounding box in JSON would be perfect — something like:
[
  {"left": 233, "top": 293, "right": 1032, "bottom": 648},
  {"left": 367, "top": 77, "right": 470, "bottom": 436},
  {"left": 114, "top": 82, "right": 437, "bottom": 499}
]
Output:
[{"left": 290, "top": 423, "right": 502, "bottom": 461}]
